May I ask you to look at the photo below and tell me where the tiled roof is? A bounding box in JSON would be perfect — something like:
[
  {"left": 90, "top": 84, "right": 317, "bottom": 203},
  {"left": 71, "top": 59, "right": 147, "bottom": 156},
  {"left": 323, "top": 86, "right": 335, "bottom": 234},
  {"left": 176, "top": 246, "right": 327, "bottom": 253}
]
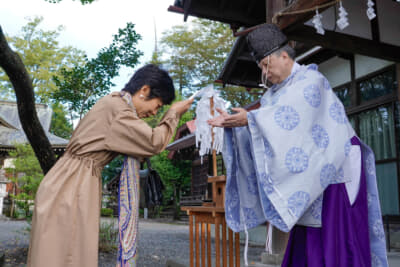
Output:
[{"left": 0, "top": 101, "right": 68, "bottom": 147}]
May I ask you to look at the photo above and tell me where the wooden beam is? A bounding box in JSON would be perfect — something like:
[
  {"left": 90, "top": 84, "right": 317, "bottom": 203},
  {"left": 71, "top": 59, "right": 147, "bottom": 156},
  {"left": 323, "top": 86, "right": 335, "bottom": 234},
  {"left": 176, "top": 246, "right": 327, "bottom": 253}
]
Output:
[
  {"left": 286, "top": 25, "right": 400, "bottom": 62},
  {"left": 267, "top": 0, "right": 285, "bottom": 23},
  {"left": 370, "top": 0, "right": 380, "bottom": 41},
  {"left": 183, "top": 0, "right": 192, "bottom": 22},
  {"left": 274, "top": 0, "right": 334, "bottom": 30}
]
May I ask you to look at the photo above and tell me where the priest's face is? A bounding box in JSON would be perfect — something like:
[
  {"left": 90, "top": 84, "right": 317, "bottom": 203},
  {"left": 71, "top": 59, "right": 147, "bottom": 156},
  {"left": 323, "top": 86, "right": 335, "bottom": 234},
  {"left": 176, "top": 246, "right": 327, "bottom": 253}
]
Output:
[{"left": 258, "top": 51, "right": 292, "bottom": 84}]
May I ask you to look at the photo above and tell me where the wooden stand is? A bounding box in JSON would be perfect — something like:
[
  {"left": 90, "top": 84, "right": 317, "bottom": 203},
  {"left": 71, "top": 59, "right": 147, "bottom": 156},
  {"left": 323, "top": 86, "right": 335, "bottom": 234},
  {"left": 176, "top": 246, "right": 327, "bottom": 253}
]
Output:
[{"left": 181, "top": 97, "right": 240, "bottom": 267}]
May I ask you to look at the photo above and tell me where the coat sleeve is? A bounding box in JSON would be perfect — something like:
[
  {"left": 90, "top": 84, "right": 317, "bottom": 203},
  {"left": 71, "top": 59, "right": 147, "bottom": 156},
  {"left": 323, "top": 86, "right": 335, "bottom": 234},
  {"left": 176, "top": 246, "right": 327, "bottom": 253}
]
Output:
[{"left": 105, "top": 108, "right": 180, "bottom": 158}]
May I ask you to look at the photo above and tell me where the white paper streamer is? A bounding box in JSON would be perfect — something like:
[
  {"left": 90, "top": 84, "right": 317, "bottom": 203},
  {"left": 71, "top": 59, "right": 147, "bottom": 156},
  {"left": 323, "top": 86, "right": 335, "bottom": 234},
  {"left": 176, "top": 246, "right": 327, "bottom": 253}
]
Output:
[
  {"left": 195, "top": 84, "right": 227, "bottom": 163},
  {"left": 367, "top": 0, "right": 376, "bottom": 20},
  {"left": 312, "top": 9, "right": 325, "bottom": 35},
  {"left": 337, "top": 1, "right": 349, "bottom": 30}
]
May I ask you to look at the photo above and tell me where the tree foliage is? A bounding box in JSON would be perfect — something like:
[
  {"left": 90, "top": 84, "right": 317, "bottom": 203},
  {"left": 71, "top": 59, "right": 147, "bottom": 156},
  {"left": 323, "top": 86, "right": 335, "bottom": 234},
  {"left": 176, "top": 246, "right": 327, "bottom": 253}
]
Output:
[
  {"left": 0, "top": 16, "right": 86, "bottom": 103},
  {"left": 52, "top": 22, "right": 143, "bottom": 120},
  {"left": 0, "top": 17, "right": 83, "bottom": 140},
  {"left": 50, "top": 102, "right": 73, "bottom": 139},
  {"left": 161, "top": 19, "right": 259, "bottom": 107},
  {"left": 101, "top": 155, "right": 124, "bottom": 185},
  {"left": 5, "top": 143, "right": 44, "bottom": 220}
]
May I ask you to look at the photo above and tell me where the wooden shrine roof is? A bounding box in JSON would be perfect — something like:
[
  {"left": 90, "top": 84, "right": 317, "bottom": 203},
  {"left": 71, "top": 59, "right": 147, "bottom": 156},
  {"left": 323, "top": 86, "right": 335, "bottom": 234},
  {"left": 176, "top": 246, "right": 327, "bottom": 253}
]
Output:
[{"left": 169, "top": 0, "right": 400, "bottom": 88}]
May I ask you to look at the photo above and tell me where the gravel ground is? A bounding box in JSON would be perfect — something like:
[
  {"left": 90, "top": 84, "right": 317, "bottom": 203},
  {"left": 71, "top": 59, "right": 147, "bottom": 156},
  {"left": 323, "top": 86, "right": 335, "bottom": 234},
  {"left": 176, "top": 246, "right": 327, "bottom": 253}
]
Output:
[{"left": 0, "top": 217, "right": 265, "bottom": 267}]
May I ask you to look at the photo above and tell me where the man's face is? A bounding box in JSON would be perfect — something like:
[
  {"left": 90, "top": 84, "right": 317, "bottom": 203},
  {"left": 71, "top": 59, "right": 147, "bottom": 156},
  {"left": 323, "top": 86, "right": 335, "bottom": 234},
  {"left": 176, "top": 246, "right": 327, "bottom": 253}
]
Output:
[
  {"left": 136, "top": 97, "right": 163, "bottom": 118},
  {"left": 258, "top": 53, "right": 288, "bottom": 85}
]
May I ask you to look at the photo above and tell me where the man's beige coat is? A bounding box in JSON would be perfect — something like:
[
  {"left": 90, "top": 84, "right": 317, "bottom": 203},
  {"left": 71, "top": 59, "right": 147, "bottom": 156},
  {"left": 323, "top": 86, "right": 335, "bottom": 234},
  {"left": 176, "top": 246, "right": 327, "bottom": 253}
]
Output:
[{"left": 27, "top": 92, "right": 179, "bottom": 267}]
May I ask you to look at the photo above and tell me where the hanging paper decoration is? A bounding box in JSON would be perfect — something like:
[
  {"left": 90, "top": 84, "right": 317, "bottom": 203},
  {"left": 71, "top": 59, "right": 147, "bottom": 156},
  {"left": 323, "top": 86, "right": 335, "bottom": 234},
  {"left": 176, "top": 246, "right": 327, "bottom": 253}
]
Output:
[
  {"left": 195, "top": 84, "right": 227, "bottom": 163},
  {"left": 366, "top": 0, "right": 376, "bottom": 20},
  {"left": 336, "top": 1, "right": 349, "bottom": 30},
  {"left": 312, "top": 9, "right": 325, "bottom": 35}
]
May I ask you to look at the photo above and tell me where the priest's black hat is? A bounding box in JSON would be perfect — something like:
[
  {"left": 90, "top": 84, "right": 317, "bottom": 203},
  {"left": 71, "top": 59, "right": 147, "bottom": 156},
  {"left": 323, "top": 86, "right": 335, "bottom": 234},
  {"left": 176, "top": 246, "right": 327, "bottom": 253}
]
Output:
[{"left": 246, "top": 24, "right": 288, "bottom": 64}]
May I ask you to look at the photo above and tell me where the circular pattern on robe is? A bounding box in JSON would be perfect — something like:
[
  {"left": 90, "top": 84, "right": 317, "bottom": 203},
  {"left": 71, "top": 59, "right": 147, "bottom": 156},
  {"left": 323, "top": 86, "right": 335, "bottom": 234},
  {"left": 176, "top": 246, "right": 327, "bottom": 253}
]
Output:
[
  {"left": 304, "top": 84, "right": 321, "bottom": 108},
  {"left": 227, "top": 188, "right": 239, "bottom": 210},
  {"left": 246, "top": 173, "right": 259, "bottom": 194},
  {"left": 373, "top": 220, "right": 385, "bottom": 241},
  {"left": 288, "top": 191, "right": 310, "bottom": 218},
  {"left": 337, "top": 167, "right": 344, "bottom": 182},
  {"left": 260, "top": 172, "right": 274, "bottom": 195},
  {"left": 285, "top": 147, "right": 309, "bottom": 173},
  {"left": 366, "top": 153, "right": 375, "bottom": 175},
  {"left": 310, "top": 195, "right": 323, "bottom": 220},
  {"left": 311, "top": 124, "right": 329, "bottom": 148},
  {"left": 329, "top": 102, "right": 348, "bottom": 124},
  {"left": 243, "top": 207, "right": 258, "bottom": 225},
  {"left": 320, "top": 164, "right": 337, "bottom": 188},
  {"left": 274, "top": 106, "right": 300, "bottom": 130},
  {"left": 323, "top": 77, "right": 331, "bottom": 90},
  {"left": 295, "top": 75, "right": 307, "bottom": 83},
  {"left": 344, "top": 139, "right": 352, "bottom": 156},
  {"left": 371, "top": 253, "right": 383, "bottom": 267},
  {"left": 263, "top": 138, "right": 274, "bottom": 157}
]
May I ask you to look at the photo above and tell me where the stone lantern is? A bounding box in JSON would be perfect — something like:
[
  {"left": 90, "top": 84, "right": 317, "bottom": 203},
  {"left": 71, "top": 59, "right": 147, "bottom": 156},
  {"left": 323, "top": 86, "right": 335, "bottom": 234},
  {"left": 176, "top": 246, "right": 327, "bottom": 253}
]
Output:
[{"left": 0, "top": 168, "right": 9, "bottom": 216}]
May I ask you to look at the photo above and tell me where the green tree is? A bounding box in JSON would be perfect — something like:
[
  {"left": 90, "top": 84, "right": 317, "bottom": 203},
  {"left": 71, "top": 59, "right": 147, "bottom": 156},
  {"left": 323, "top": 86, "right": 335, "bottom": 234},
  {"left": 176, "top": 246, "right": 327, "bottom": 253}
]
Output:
[
  {"left": 101, "top": 155, "right": 124, "bottom": 185},
  {"left": 6, "top": 143, "right": 44, "bottom": 221},
  {"left": 50, "top": 102, "right": 73, "bottom": 139},
  {"left": 0, "top": 16, "right": 85, "bottom": 103},
  {"left": 161, "top": 19, "right": 259, "bottom": 107},
  {"left": 0, "top": 1, "right": 112, "bottom": 174},
  {"left": 0, "top": 17, "right": 87, "bottom": 173},
  {"left": 52, "top": 22, "right": 143, "bottom": 120},
  {"left": 145, "top": 94, "right": 194, "bottom": 220}
]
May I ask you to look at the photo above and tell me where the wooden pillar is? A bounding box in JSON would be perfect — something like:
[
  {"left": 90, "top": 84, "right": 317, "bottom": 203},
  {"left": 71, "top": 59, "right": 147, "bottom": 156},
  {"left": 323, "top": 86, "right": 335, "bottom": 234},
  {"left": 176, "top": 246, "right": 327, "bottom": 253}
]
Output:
[
  {"left": 235, "top": 233, "right": 240, "bottom": 267},
  {"left": 229, "top": 229, "right": 234, "bottom": 267},
  {"left": 215, "top": 217, "right": 221, "bottom": 267},
  {"left": 207, "top": 223, "right": 211, "bottom": 266},
  {"left": 201, "top": 223, "right": 205, "bottom": 267},
  {"left": 271, "top": 226, "right": 289, "bottom": 254},
  {"left": 195, "top": 220, "right": 200, "bottom": 267},
  {"left": 222, "top": 220, "right": 227, "bottom": 267},
  {"left": 190, "top": 214, "right": 194, "bottom": 267}
]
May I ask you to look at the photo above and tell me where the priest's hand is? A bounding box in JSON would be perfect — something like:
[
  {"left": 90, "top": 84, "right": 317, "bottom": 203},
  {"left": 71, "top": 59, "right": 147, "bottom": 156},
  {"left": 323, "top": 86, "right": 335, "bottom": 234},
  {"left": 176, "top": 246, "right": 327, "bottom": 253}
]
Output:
[{"left": 207, "top": 107, "right": 248, "bottom": 128}]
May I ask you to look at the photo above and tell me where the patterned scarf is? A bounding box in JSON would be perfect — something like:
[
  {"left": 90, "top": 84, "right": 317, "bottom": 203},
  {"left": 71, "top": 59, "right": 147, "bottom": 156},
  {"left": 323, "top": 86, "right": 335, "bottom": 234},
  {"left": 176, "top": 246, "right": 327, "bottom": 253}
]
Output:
[{"left": 117, "top": 91, "right": 140, "bottom": 267}]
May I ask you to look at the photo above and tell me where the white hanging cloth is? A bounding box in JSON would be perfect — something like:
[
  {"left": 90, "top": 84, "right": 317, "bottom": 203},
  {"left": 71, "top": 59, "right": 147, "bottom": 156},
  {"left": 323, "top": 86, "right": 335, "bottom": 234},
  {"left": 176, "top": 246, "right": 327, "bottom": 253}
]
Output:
[{"left": 194, "top": 84, "right": 227, "bottom": 162}]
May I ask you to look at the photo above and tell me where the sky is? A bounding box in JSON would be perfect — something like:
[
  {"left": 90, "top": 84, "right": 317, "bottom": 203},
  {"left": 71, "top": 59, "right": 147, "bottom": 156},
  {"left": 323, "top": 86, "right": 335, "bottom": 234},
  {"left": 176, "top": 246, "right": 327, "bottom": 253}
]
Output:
[{"left": 0, "top": 0, "right": 188, "bottom": 91}]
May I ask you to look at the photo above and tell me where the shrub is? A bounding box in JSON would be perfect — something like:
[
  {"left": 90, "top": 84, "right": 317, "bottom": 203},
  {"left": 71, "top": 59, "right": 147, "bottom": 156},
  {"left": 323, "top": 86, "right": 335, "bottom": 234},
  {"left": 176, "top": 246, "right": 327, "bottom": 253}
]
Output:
[
  {"left": 101, "top": 208, "right": 114, "bottom": 217},
  {"left": 99, "top": 219, "right": 118, "bottom": 253}
]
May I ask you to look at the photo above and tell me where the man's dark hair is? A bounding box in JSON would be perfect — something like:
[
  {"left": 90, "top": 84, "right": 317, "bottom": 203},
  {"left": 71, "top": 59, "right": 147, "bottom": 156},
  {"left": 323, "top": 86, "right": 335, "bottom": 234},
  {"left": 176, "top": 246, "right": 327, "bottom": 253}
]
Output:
[{"left": 122, "top": 64, "right": 175, "bottom": 105}]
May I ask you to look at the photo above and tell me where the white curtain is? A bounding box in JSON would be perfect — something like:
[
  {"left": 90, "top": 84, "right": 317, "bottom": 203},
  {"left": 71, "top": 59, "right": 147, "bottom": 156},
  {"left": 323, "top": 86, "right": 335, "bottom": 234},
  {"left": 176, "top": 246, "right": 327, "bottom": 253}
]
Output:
[
  {"left": 359, "top": 105, "right": 398, "bottom": 215},
  {"left": 359, "top": 106, "right": 396, "bottom": 160}
]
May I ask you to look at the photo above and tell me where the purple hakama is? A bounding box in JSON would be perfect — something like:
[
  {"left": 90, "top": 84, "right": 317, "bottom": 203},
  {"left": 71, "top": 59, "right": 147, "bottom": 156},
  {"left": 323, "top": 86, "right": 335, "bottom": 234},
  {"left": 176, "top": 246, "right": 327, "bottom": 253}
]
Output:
[{"left": 282, "top": 137, "right": 371, "bottom": 267}]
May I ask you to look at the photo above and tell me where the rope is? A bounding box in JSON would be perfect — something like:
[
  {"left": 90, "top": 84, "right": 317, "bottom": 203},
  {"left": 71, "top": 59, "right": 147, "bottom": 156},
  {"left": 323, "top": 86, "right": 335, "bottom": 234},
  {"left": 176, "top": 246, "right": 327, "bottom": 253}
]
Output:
[
  {"left": 244, "top": 223, "right": 249, "bottom": 266},
  {"left": 273, "top": 0, "right": 340, "bottom": 24}
]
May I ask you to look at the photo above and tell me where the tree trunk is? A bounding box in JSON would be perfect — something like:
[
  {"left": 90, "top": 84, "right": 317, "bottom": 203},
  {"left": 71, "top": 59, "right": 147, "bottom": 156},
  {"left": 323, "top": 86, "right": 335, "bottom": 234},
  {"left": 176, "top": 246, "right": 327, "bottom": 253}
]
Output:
[{"left": 0, "top": 25, "right": 56, "bottom": 174}]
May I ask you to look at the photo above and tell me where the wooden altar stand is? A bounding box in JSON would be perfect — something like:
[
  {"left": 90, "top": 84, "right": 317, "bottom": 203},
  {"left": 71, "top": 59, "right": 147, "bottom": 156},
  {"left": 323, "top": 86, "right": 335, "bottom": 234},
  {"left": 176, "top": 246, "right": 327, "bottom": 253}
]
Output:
[
  {"left": 181, "top": 176, "right": 240, "bottom": 267},
  {"left": 181, "top": 97, "right": 241, "bottom": 267}
]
